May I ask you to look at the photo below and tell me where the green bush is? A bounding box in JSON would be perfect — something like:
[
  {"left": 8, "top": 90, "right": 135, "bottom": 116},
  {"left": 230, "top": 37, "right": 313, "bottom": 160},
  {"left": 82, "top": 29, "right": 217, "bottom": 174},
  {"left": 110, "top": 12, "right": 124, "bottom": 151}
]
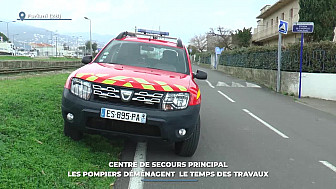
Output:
[{"left": 195, "top": 52, "right": 212, "bottom": 64}]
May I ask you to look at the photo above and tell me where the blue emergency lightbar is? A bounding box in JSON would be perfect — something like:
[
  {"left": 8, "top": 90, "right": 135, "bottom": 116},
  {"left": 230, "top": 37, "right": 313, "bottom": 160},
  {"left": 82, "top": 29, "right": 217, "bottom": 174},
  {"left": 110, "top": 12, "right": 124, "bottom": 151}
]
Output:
[{"left": 137, "top": 29, "right": 169, "bottom": 36}]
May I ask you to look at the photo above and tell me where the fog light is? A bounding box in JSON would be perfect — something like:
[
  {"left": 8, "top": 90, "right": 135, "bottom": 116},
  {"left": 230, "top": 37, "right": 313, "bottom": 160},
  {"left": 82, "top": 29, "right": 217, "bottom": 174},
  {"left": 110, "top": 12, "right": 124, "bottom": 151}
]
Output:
[
  {"left": 67, "top": 113, "right": 74, "bottom": 121},
  {"left": 178, "top": 129, "right": 186, "bottom": 136}
]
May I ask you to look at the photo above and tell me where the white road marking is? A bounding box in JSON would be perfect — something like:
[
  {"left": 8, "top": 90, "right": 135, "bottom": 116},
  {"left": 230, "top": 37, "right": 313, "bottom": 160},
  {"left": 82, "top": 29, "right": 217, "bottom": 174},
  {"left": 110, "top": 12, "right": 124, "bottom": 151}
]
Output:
[
  {"left": 216, "top": 81, "right": 231, "bottom": 87},
  {"left": 242, "top": 109, "right": 289, "bottom": 139},
  {"left": 218, "top": 91, "right": 235, "bottom": 103},
  {"left": 231, "top": 82, "right": 245, "bottom": 88},
  {"left": 205, "top": 80, "right": 215, "bottom": 88},
  {"left": 319, "top": 161, "right": 336, "bottom": 173},
  {"left": 128, "top": 142, "right": 147, "bottom": 189},
  {"left": 246, "top": 82, "right": 261, "bottom": 88}
]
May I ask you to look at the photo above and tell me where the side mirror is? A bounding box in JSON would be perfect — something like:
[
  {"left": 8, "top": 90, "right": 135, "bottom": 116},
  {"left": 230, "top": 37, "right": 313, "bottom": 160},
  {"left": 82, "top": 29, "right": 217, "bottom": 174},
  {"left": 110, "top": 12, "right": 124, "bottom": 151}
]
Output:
[
  {"left": 82, "top": 56, "right": 92, "bottom": 64},
  {"left": 193, "top": 69, "right": 207, "bottom": 80}
]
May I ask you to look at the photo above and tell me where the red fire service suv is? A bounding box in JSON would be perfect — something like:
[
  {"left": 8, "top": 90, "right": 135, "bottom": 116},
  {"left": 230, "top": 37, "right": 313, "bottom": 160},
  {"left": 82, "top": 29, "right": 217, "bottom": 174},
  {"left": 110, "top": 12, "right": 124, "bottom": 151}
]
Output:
[{"left": 61, "top": 29, "right": 207, "bottom": 156}]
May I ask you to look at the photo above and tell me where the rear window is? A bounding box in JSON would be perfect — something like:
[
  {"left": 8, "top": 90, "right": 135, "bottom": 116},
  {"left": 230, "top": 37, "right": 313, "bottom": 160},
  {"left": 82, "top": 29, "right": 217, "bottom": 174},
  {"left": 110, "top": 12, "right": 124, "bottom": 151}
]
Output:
[{"left": 95, "top": 40, "right": 189, "bottom": 74}]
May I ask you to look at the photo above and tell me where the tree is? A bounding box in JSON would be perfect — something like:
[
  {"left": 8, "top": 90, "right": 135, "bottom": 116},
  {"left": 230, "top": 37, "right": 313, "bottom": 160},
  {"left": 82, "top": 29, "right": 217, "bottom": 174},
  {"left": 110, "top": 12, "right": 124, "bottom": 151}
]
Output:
[
  {"left": 63, "top": 43, "right": 70, "bottom": 50},
  {"left": 187, "top": 45, "right": 199, "bottom": 55},
  {"left": 85, "top": 41, "right": 98, "bottom": 53},
  {"left": 208, "top": 27, "right": 233, "bottom": 50},
  {"left": 231, "top": 27, "right": 252, "bottom": 48},
  {"left": 299, "top": 0, "right": 336, "bottom": 42},
  {"left": 92, "top": 42, "right": 97, "bottom": 52},
  {"left": 0, "top": 32, "right": 9, "bottom": 42},
  {"left": 189, "top": 34, "right": 207, "bottom": 52}
]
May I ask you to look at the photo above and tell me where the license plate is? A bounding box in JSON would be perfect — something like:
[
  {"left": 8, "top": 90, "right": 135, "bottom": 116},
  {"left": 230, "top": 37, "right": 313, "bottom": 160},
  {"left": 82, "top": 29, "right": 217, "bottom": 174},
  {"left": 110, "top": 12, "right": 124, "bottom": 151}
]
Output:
[{"left": 100, "top": 108, "right": 146, "bottom": 124}]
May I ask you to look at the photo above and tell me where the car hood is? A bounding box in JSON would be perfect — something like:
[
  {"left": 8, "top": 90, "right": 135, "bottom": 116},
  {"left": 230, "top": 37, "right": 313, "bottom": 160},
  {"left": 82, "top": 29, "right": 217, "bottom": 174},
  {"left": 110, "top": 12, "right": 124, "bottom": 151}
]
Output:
[{"left": 74, "top": 63, "right": 191, "bottom": 92}]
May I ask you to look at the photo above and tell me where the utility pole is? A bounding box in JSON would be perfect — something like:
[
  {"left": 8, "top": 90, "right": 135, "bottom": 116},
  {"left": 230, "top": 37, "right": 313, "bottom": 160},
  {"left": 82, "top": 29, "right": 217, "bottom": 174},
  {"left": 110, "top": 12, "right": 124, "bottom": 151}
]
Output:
[
  {"left": 0, "top": 20, "right": 16, "bottom": 42},
  {"left": 56, "top": 36, "right": 58, "bottom": 57},
  {"left": 84, "top": 17, "right": 92, "bottom": 56}
]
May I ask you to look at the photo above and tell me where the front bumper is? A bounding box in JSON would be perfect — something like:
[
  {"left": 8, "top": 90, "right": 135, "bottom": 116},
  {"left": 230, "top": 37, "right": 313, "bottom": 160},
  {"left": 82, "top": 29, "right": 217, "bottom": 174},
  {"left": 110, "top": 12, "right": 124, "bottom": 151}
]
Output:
[{"left": 61, "top": 88, "right": 200, "bottom": 142}]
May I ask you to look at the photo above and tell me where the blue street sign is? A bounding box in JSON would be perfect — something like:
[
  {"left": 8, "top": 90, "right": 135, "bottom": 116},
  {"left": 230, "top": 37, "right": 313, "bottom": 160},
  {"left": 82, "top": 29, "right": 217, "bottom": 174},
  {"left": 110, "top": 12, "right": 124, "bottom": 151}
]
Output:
[
  {"left": 278, "top": 20, "right": 288, "bottom": 34},
  {"left": 292, "top": 22, "right": 314, "bottom": 33},
  {"left": 215, "top": 47, "right": 224, "bottom": 55}
]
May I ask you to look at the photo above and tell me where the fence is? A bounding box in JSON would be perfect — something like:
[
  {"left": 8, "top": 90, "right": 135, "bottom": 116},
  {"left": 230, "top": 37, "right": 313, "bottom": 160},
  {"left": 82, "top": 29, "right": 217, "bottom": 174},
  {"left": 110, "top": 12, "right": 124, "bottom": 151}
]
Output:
[{"left": 196, "top": 48, "right": 336, "bottom": 73}]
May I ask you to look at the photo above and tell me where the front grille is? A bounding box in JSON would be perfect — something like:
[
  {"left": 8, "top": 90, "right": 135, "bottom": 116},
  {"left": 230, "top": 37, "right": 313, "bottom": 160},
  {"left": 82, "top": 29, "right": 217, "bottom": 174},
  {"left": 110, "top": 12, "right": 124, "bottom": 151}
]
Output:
[
  {"left": 92, "top": 83, "right": 164, "bottom": 109},
  {"left": 86, "top": 117, "right": 161, "bottom": 137}
]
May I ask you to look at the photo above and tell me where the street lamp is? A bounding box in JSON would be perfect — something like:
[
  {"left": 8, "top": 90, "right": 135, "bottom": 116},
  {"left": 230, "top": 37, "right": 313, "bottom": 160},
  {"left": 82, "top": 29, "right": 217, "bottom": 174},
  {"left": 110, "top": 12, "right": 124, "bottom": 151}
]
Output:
[
  {"left": 0, "top": 20, "right": 16, "bottom": 42},
  {"left": 84, "top": 17, "right": 92, "bottom": 56},
  {"left": 12, "top": 33, "right": 19, "bottom": 56}
]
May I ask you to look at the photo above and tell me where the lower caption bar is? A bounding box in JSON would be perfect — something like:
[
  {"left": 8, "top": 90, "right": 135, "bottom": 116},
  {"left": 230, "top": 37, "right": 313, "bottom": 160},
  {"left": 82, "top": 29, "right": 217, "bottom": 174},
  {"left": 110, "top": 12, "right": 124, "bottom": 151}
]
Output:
[{"left": 142, "top": 179, "right": 198, "bottom": 182}]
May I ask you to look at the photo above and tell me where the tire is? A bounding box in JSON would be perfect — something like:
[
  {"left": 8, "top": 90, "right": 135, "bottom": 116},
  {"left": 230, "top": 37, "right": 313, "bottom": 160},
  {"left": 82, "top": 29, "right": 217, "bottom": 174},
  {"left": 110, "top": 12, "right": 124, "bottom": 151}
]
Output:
[
  {"left": 175, "top": 116, "right": 200, "bottom": 157},
  {"left": 64, "top": 122, "right": 83, "bottom": 141}
]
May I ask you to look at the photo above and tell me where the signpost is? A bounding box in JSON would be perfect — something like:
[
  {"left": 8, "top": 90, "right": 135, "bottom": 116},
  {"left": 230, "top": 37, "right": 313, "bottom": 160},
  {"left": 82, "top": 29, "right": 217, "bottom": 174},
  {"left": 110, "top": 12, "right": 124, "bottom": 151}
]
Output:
[
  {"left": 292, "top": 22, "right": 314, "bottom": 98},
  {"left": 214, "top": 47, "right": 224, "bottom": 69},
  {"left": 277, "top": 20, "right": 288, "bottom": 92}
]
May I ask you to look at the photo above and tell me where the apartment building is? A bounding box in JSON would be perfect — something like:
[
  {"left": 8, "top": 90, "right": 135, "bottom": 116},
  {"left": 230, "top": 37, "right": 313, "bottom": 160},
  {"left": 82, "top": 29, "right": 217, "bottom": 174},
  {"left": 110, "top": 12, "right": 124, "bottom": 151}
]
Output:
[{"left": 252, "top": 0, "right": 300, "bottom": 46}]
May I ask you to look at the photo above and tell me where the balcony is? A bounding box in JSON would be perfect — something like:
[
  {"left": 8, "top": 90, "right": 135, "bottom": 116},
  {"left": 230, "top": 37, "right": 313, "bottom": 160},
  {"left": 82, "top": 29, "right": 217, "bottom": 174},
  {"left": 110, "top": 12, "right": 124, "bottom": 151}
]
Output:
[{"left": 252, "top": 20, "right": 295, "bottom": 42}]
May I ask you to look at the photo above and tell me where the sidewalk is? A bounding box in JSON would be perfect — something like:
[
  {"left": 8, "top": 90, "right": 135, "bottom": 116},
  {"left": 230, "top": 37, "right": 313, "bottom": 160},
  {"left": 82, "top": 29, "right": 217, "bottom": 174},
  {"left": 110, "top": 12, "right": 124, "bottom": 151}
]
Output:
[{"left": 296, "top": 97, "right": 336, "bottom": 116}]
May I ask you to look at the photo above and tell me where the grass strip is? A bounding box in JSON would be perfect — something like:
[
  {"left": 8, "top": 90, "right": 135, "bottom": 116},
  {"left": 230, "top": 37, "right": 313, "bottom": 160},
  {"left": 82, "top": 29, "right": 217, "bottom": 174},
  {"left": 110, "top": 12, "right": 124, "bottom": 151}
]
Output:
[{"left": 0, "top": 73, "right": 123, "bottom": 188}]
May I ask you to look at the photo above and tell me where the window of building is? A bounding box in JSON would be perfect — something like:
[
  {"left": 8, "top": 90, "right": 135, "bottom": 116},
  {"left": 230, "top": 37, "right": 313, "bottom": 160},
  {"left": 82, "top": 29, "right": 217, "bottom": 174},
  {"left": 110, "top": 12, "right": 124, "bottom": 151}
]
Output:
[
  {"left": 281, "top": 13, "right": 285, "bottom": 20},
  {"left": 271, "top": 19, "right": 273, "bottom": 26},
  {"left": 290, "top": 8, "right": 294, "bottom": 19}
]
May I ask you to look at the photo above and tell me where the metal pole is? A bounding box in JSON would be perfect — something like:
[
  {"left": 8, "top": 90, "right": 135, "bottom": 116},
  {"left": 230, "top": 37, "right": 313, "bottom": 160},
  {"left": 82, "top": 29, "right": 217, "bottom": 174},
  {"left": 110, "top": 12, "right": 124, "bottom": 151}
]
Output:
[
  {"left": 6, "top": 23, "right": 9, "bottom": 40},
  {"left": 12, "top": 34, "right": 15, "bottom": 56},
  {"left": 89, "top": 19, "right": 92, "bottom": 56},
  {"left": 277, "top": 33, "right": 282, "bottom": 93},
  {"left": 299, "top": 33, "right": 304, "bottom": 98},
  {"left": 56, "top": 36, "right": 58, "bottom": 57}
]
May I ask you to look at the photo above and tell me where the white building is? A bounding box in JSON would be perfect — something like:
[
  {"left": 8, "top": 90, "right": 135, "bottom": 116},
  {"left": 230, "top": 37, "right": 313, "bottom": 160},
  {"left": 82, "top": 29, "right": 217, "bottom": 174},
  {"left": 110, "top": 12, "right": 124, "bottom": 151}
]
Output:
[{"left": 0, "top": 42, "right": 14, "bottom": 55}]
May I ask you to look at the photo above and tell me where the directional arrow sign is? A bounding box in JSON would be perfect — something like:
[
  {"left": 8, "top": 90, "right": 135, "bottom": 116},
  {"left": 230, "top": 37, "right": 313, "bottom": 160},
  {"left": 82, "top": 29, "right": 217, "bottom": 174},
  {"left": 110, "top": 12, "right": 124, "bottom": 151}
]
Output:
[{"left": 292, "top": 22, "right": 314, "bottom": 33}]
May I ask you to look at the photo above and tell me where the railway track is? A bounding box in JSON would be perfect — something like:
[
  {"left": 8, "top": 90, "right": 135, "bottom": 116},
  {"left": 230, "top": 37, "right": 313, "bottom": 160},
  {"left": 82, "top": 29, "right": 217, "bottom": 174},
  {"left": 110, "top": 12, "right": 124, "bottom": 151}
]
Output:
[{"left": 0, "top": 65, "right": 82, "bottom": 74}]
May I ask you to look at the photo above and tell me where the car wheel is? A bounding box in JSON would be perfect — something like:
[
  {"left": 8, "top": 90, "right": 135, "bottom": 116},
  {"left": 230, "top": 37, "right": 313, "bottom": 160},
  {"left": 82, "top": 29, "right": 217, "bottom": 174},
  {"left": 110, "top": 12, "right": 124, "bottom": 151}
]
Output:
[
  {"left": 175, "top": 116, "right": 200, "bottom": 157},
  {"left": 64, "top": 122, "right": 83, "bottom": 141}
]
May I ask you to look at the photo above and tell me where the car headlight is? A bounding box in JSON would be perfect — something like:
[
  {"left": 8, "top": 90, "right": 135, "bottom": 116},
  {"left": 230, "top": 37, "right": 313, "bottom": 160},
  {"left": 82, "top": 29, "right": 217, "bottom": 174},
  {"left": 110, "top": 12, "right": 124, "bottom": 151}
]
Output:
[
  {"left": 70, "top": 78, "right": 92, "bottom": 100},
  {"left": 162, "top": 92, "right": 189, "bottom": 111}
]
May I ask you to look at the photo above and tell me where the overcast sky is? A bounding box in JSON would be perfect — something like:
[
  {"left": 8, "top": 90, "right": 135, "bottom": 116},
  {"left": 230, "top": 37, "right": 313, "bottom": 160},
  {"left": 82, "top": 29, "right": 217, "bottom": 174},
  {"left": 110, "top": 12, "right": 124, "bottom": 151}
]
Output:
[{"left": 0, "top": 0, "right": 279, "bottom": 44}]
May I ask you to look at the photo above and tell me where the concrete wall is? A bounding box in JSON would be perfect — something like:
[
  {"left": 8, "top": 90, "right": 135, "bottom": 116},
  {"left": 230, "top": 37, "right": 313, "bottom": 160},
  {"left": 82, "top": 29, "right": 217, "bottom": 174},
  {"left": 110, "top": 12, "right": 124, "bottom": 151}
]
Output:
[
  {"left": 301, "top": 73, "right": 336, "bottom": 101},
  {"left": 216, "top": 65, "right": 336, "bottom": 101},
  {"left": 217, "top": 65, "right": 299, "bottom": 95},
  {"left": 0, "top": 60, "right": 82, "bottom": 70}
]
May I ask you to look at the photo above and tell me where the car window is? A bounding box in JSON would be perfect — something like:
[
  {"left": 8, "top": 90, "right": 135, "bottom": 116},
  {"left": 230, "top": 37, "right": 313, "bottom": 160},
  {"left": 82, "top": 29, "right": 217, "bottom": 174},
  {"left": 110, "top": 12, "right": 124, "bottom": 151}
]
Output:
[{"left": 96, "top": 40, "right": 189, "bottom": 74}]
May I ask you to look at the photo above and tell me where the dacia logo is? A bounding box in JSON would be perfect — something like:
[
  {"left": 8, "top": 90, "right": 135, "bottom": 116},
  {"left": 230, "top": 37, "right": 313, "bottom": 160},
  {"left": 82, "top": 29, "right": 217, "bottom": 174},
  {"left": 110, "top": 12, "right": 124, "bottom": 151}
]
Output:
[{"left": 120, "top": 89, "right": 134, "bottom": 102}]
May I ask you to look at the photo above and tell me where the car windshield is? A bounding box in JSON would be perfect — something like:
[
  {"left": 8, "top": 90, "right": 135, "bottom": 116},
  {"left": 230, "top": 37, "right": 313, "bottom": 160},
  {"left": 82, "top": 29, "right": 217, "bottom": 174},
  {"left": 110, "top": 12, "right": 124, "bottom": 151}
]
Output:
[{"left": 95, "top": 40, "right": 189, "bottom": 74}]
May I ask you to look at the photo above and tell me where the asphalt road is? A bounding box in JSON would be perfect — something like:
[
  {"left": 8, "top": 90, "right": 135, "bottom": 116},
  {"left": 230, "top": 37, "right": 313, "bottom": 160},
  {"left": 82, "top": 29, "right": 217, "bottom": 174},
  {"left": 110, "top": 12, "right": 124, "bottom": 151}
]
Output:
[{"left": 115, "top": 65, "right": 336, "bottom": 189}]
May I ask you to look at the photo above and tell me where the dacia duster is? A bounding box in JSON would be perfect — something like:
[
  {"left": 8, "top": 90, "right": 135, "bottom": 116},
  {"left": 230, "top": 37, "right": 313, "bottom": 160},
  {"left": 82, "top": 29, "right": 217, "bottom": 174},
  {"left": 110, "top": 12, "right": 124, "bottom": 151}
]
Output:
[{"left": 61, "top": 30, "right": 207, "bottom": 156}]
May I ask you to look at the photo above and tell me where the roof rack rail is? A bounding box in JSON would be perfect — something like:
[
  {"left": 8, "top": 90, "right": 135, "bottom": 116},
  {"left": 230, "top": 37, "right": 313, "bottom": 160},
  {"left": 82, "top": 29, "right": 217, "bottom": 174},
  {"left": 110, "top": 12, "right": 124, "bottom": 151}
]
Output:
[{"left": 115, "top": 29, "right": 184, "bottom": 48}]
